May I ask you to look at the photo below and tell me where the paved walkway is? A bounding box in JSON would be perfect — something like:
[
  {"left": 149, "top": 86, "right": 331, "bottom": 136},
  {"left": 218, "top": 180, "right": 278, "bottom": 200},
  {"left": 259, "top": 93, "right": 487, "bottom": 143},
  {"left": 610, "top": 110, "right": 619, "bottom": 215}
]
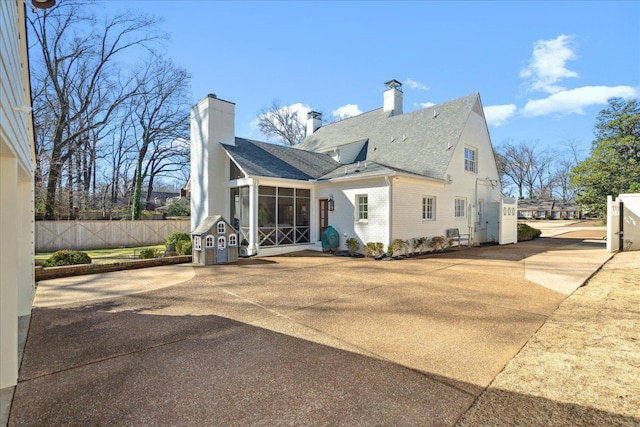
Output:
[
  {"left": 5, "top": 226, "right": 638, "bottom": 426},
  {"left": 459, "top": 250, "right": 640, "bottom": 426}
]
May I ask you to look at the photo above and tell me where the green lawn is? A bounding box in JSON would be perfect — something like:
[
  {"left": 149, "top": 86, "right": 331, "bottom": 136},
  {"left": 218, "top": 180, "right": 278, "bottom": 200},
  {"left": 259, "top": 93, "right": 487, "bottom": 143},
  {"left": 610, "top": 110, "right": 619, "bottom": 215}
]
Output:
[{"left": 35, "top": 245, "right": 166, "bottom": 265}]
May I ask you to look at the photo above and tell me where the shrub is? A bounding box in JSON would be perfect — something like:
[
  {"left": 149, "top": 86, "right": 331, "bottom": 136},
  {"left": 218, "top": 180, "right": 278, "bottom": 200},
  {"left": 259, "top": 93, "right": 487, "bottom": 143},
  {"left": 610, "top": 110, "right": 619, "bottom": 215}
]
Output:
[
  {"left": 43, "top": 250, "right": 91, "bottom": 267},
  {"left": 181, "top": 241, "right": 192, "bottom": 255},
  {"left": 166, "top": 232, "right": 191, "bottom": 255},
  {"left": 389, "top": 239, "right": 408, "bottom": 257},
  {"left": 518, "top": 223, "right": 542, "bottom": 241},
  {"left": 166, "top": 199, "right": 190, "bottom": 216},
  {"left": 429, "top": 236, "right": 446, "bottom": 252},
  {"left": 345, "top": 237, "right": 360, "bottom": 254},
  {"left": 138, "top": 248, "right": 158, "bottom": 259},
  {"left": 364, "top": 242, "right": 384, "bottom": 258}
]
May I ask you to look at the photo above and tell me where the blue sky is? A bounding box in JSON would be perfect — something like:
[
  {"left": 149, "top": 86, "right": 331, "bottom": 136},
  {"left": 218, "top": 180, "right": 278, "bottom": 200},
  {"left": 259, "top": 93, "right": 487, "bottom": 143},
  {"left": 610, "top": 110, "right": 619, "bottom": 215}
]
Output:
[{"left": 106, "top": 1, "right": 639, "bottom": 160}]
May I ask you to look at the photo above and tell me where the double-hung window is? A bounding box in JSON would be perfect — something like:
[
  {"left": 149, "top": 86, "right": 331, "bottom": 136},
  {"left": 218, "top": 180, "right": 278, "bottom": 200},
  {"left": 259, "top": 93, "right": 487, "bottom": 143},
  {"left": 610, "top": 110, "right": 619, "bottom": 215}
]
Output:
[
  {"left": 357, "top": 195, "right": 368, "bottom": 222},
  {"left": 422, "top": 196, "right": 435, "bottom": 221},
  {"left": 464, "top": 146, "right": 477, "bottom": 173},
  {"left": 455, "top": 197, "right": 466, "bottom": 219}
]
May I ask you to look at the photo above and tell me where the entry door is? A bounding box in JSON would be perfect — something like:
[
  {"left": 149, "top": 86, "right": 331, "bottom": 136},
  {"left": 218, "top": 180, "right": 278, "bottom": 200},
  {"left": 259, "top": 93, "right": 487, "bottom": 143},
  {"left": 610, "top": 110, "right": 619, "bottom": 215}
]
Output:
[{"left": 318, "top": 199, "right": 329, "bottom": 241}]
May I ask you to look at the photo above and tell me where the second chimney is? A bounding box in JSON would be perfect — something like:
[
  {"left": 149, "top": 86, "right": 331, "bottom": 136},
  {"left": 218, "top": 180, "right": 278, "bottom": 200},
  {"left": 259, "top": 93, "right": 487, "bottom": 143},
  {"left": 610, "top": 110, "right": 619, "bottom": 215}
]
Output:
[
  {"left": 306, "top": 111, "right": 322, "bottom": 135},
  {"left": 383, "top": 79, "right": 403, "bottom": 116}
]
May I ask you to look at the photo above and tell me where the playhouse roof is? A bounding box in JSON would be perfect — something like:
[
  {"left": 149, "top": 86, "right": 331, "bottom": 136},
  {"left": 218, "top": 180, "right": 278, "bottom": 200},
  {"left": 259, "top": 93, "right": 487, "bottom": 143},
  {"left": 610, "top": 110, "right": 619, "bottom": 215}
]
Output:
[{"left": 192, "top": 215, "right": 225, "bottom": 235}]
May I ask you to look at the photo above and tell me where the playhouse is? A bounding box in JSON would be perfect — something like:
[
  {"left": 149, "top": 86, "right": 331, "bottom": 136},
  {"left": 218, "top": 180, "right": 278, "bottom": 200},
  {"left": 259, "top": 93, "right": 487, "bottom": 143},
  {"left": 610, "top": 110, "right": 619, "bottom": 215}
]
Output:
[{"left": 191, "top": 215, "right": 238, "bottom": 265}]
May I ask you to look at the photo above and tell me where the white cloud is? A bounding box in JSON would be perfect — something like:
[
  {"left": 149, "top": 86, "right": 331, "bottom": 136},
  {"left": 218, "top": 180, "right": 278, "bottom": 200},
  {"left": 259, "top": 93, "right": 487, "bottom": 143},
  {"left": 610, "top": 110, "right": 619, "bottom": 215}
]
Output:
[
  {"left": 520, "top": 35, "right": 579, "bottom": 94},
  {"left": 484, "top": 104, "right": 517, "bottom": 126},
  {"left": 521, "top": 85, "right": 639, "bottom": 117},
  {"left": 414, "top": 102, "right": 436, "bottom": 109},
  {"left": 405, "top": 78, "right": 430, "bottom": 91},
  {"left": 332, "top": 104, "right": 362, "bottom": 121}
]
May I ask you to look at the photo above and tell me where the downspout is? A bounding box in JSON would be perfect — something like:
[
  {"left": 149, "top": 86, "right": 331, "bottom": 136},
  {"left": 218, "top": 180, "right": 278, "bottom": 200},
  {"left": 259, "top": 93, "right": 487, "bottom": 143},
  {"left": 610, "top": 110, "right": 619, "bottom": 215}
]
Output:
[
  {"left": 385, "top": 176, "right": 392, "bottom": 248},
  {"left": 248, "top": 179, "right": 258, "bottom": 256}
]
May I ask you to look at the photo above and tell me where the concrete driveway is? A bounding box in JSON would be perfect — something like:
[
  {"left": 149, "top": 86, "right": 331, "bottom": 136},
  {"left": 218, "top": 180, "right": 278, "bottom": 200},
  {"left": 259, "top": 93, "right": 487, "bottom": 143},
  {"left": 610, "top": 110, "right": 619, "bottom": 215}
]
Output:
[{"left": 9, "top": 228, "right": 612, "bottom": 426}]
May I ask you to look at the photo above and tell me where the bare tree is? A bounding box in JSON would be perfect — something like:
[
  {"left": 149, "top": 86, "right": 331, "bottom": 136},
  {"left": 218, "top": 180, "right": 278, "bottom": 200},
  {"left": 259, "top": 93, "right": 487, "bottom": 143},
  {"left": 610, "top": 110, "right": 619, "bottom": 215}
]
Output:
[
  {"left": 29, "top": 1, "right": 164, "bottom": 219},
  {"left": 496, "top": 141, "right": 528, "bottom": 198},
  {"left": 257, "top": 101, "right": 306, "bottom": 146},
  {"left": 497, "top": 140, "right": 554, "bottom": 199},
  {"left": 128, "top": 57, "right": 191, "bottom": 220}
]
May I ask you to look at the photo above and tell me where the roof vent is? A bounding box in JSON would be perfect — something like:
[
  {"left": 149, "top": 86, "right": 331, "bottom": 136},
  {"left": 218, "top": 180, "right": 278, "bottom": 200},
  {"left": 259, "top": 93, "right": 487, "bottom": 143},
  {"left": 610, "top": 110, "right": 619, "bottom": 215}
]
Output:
[
  {"left": 208, "top": 93, "right": 217, "bottom": 99},
  {"left": 433, "top": 110, "right": 439, "bottom": 118}
]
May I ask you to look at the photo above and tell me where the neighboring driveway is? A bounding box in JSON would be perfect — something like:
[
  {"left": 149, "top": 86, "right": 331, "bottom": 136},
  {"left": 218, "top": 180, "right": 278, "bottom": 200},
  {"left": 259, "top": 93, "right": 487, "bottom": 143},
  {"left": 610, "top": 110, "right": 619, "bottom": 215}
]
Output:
[{"left": 9, "top": 229, "right": 613, "bottom": 426}]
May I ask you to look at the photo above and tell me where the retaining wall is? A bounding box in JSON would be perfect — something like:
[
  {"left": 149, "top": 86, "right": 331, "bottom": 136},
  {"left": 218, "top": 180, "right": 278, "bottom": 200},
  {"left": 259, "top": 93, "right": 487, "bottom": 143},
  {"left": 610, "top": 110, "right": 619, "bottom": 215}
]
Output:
[{"left": 35, "top": 255, "right": 192, "bottom": 281}]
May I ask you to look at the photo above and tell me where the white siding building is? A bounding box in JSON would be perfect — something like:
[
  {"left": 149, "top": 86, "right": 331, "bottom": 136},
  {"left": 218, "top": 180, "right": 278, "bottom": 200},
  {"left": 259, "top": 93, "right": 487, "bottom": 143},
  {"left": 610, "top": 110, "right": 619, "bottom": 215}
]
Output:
[
  {"left": 191, "top": 80, "right": 514, "bottom": 257},
  {"left": 1, "top": 0, "right": 37, "bottom": 396}
]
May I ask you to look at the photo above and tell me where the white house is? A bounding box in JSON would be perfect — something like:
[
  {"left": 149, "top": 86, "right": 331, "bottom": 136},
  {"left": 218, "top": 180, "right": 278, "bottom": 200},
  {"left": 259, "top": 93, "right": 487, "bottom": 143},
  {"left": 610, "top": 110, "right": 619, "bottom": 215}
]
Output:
[
  {"left": 191, "top": 80, "right": 516, "bottom": 257},
  {"left": 1, "top": 0, "right": 37, "bottom": 399}
]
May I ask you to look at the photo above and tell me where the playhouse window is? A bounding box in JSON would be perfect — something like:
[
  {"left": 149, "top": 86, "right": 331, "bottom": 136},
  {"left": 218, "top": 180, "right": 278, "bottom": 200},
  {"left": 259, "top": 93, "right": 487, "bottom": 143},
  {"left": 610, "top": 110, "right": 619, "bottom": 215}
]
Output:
[
  {"left": 205, "top": 235, "right": 214, "bottom": 248},
  {"left": 218, "top": 236, "right": 226, "bottom": 249},
  {"left": 193, "top": 236, "right": 202, "bottom": 251},
  {"left": 217, "top": 222, "right": 225, "bottom": 234},
  {"left": 229, "top": 234, "right": 237, "bottom": 246}
]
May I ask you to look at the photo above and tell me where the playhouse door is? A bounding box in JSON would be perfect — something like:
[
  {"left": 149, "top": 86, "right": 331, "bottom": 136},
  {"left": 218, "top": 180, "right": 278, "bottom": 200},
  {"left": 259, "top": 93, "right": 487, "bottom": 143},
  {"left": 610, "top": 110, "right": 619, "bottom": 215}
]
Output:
[{"left": 217, "top": 236, "right": 227, "bottom": 263}]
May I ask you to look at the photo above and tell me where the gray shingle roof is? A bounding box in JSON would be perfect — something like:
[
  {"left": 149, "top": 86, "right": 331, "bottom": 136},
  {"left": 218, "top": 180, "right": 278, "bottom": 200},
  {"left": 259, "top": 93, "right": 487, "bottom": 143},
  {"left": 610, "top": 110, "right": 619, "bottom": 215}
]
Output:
[
  {"left": 222, "top": 138, "right": 340, "bottom": 180},
  {"left": 192, "top": 215, "right": 223, "bottom": 235},
  {"left": 297, "top": 93, "right": 481, "bottom": 180}
]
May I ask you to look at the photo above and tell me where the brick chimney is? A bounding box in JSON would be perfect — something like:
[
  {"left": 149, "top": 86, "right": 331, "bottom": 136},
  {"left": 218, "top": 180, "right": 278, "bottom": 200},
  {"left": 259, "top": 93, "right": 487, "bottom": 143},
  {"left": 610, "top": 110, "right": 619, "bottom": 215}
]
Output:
[{"left": 383, "top": 79, "right": 403, "bottom": 116}]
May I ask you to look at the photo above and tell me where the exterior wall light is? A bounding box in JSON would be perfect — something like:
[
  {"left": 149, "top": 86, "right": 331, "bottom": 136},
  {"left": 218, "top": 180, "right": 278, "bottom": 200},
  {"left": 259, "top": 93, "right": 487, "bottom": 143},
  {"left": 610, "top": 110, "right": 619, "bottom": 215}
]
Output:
[
  {"left": 328, "top": 195, "right": 335, "bottom": 211},
  {"left": 32, "top": 0, "right": 56, "bottom": 9}
]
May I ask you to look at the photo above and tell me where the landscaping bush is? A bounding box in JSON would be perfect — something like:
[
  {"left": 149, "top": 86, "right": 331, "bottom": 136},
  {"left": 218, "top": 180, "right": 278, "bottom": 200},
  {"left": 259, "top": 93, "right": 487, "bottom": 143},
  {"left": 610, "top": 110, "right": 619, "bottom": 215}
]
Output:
[
  {"left": 166, "top": 199, "right": 190, "bottom": 216},
  {"left": 388, "top": 239, "right": 408, "bottom": 257},
  {"left": 518, "top": 223, "right": 542, "bottom": 241},
  {"left": 346, "top": 237, "right": 360, "bottom": 255},
  {"left": 166, "top": 232, "right": 191, "bottom": 255},
  {"left": 43, "top": 250, "right": 92, "bottom": 267},
  {"left": 181, "top": 241, "right": 192, "bottom": 255},
  {"left": 429, "top": 236, "right": 449, "bottom": 252},
  {"left": 138, "top": 248, "right": 159, "bottom": 259},
  {"left": 364, "top": 242, "right": 384, "bottom": 258}
]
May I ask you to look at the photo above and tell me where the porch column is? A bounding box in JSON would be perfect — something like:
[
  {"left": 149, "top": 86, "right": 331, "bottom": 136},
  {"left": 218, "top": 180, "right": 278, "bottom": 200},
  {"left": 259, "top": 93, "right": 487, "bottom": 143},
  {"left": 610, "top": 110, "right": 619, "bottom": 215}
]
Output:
[{"left": 248, "top": 182, "right": 258, "bottom": 254}]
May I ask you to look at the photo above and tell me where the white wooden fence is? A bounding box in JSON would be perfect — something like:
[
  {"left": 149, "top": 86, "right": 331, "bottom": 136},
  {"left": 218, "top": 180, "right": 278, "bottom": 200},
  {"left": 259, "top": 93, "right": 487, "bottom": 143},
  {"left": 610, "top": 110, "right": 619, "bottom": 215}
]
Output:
[
  {"left": 35, "top": 220, "right": 191, "bottom": 252},
  {"left": 607, "top": 193, "right": 640, "bottom": 252}
]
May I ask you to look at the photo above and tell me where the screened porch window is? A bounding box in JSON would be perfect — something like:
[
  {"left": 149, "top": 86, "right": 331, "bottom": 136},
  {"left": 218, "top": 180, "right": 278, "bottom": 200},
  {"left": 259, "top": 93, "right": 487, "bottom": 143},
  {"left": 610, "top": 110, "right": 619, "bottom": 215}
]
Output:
[{"left": 231, "top": 185, "right": 310, "bottom": 247}]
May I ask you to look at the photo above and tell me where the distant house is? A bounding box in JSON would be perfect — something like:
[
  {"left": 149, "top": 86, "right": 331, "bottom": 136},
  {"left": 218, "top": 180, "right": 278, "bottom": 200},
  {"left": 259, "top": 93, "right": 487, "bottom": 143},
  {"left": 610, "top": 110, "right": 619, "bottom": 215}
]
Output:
[
  {"left": 518, "top": 199, "right": 581, "bottom": 219},
  {"left": 190, "top": 80, "right": 517, "bottom": 256}
]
